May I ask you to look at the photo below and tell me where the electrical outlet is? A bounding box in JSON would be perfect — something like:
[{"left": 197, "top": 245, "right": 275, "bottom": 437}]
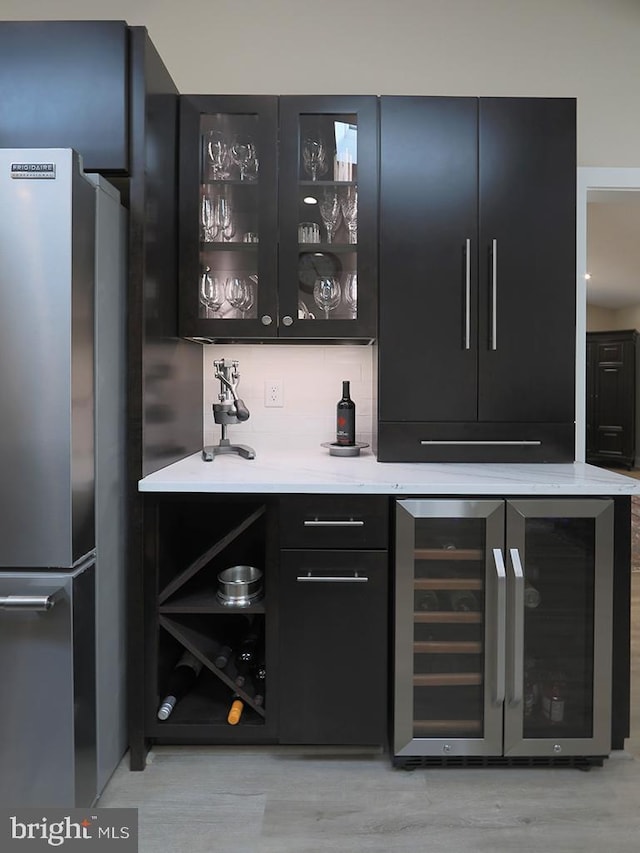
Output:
[{"left": 264, "top": 379, "right": 284, "bottom": 407}]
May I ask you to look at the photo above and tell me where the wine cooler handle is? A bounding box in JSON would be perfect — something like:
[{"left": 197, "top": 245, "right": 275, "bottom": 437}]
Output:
[
  {"left": 296, "top": 573, "right": 368, "bottom": 583},
  {"left": 490, "top": 238, "right": 498, "bottom": 350},
  {"left": 492, "top": 548, "right": 506, "bottom": 705},
  {"left": 509, "top": 548, "right": 525, "bottom": 704},
  {"left": 0, "top": 593, "right": 58, "bottom": 611},
  {"left": 464, "top": 238, "right": 471, "bottom": 350},
  {"left": 303, "top": 519, "right": 364, "bottom": 528}
]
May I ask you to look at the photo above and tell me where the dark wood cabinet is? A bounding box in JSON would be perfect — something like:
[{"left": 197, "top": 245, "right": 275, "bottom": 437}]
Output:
[
  {"left": 278, "top": 495, "right": 389, "bottom": 745},
  {"left": 0, "top": 21, "right": 129, "bottom": 173},
  {"left": 377, "top": 96, "right": 576, "bottom": 462},
  {"left": 178, "top": 94, "right": 378, "bottom": 342},
  {"left": 586, "top": 330, "right": 640, "bottom": 469}
]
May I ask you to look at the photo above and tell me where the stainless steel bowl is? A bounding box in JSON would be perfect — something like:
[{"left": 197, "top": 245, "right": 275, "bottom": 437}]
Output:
[{"left": 216, "top": 565, "right": 263, "bottom": 607}]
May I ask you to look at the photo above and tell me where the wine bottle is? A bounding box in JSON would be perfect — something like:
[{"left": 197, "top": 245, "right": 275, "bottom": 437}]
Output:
[
  {"left": 336, "top": 380, "right": 355, "bottom": 446},
  {"left": 214, "top": 614, "right": 254, "bottom": 670},
  {"left": 416, "top": 590, "right": 440, "bottom": 611},
  {"left": 524, "top": 581, "right": 541, "bottom": 609},
  {"left": 157, "top": 650, "right": 203, "bottom": 721},
  {"left": 234, "top": 620, "right": 263, "bottom": 687},
  {"left": 449, "top": 590, "right": 480, "bottom": 612},
  {"left": 227, "top": 693, "right": 244, "bottom": 725},
  {"left": 251, "top": 660, "right": 266, "bottom": 707}
]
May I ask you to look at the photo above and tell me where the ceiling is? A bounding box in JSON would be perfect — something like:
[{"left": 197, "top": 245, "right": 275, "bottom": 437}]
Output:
[{"left": 587, "top": 190, "right": 640, "bottom": 309}]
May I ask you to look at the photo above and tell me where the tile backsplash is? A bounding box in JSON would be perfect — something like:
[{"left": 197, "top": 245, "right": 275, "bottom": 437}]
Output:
[{"left": 202, "top": 345, "right": 374, "bottom": 451}]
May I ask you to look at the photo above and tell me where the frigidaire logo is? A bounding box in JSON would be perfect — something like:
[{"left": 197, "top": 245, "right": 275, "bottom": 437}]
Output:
[
  {"left": 10, "top": 163, "right": 56, "bottom": 179},
  {"left": 1, "top": 809, "right": 138, "bottom": 850}
]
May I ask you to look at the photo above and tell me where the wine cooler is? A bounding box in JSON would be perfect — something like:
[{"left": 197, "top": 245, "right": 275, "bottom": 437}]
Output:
[{"left": 393, "top": 498, "right": 614, "bottom": 766}]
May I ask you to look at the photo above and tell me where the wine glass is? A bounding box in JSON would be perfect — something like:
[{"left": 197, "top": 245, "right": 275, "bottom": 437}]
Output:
[
  {"left": 204, "top": 130, "right": 230, "bottom": 180},
  {"left": 215, "top": 195, "right": 235, "bottom": 241},
  {"left": 200, "top": 268, "right": 225, "bottom": 317},
  {"left": 343, "top": 272, "right": 357, "bottom": 319},
  {"left": 230, "top": 135, "right": 258, "bottom": 181},
  {"left": 302, "top": 137, "right": 327, "bottom": 181},
  {"left": 226, "top": 277, "right": 253, "bottom": 319},
  {"left": 313, "top": 276, "right": 341, "bottom": 320},
  {"left": 200, "top": 192, "right": 219, "bottom": 242},
  {"left": 340, "top": 186, "right": 358, "bottom": 244},
  {"left": 318, "top": 189, "right": 342, "bottom": 244}
]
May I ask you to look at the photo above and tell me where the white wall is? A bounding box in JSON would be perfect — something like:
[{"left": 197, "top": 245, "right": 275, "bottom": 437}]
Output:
[
  {"left": 587, "top": 303, "right": 640, "bottom": 332},
  {"left": 203, "top": 345, "right": 373, "bottom": 451},
  {"left": 2, "top": 0, "right": 640, "bottom": 166}
]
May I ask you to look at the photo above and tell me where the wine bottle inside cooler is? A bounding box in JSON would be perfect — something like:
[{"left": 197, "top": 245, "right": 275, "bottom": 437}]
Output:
[
  {"left": 157, "top": 650, "right": 203, "bottom": 720},
  {"left": 336, "top": 380, "right": 355, "bottom": 446},
  {"left": 448, "top": 589, "right": 480, "bottom": 612}
]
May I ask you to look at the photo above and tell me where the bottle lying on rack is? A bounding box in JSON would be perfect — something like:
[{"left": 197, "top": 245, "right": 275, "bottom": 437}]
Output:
[
  {"left": 227, "top": 693, "right": 244, "bottom": 726},
  {"left": 213, "top": 614, "right": 255, "bottom": 670},
  {"left": 234, "top": 620, "right": 263, "bottom": 688},
  {"left": 448, "top": 590, "right": 480, "bottom": 612},
  {"left": 157, "top": 650, "right": 203, "bottom": 721},
  {"left": 416, "top": 590, "right": 441, "bottom": 611},
  {"left": 251, "top": 660, "right": 266, "bottom": 707}
]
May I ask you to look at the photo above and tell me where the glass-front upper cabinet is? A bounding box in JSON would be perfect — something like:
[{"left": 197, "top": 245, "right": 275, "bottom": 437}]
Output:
[
  {"left": 178, "top": 95, "right": 377, "bottom": 342},
  {"left": 278, "top": 96, "right": 377, "bottom": 340},
  {"left": 179, "top": 96, "right": 279, "bottom": 341}
]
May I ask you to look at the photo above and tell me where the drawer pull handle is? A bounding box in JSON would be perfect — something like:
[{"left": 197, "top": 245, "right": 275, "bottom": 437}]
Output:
[
  {"left": 297, "top": 573, "right": 369, "bottom": 583},
  {"left": 420, "top": 440, "right": 542, "bottom": 446},
  {"left": 303, "top": 519, "right": 365, "bottom": 527},
  {"left": 0, "top": 594, "right": 58, "bottom": 611}
]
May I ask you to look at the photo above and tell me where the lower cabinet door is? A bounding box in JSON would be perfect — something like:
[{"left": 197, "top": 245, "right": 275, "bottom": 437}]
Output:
[{"left": 278, "top": 550, "right": 388, "bottom": 745}]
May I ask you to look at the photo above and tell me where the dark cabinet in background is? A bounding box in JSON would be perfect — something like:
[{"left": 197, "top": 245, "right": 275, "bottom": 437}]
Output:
[
  {"left": 178, "top": 94, "right": 378, "bottom": 342},
  {"left": 586, "top": 330, "right": 640, "bottom": 469},
  {"left": 377, "top": 97, "right": 576, "bottom": 462}
]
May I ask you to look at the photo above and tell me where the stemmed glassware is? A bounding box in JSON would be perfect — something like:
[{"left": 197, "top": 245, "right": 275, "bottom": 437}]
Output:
[
  {"left": 313, "top": 276, "right": 341, "bottom": 320},
  {"left": 343, "top": 272, "right": 358, "bottom": 319},
  {"left": 204, "top": 130, "right": 230, "bottom": 180},
  {"left": 318, "top": 189, "right": 342, "bottom": 244},
  {"left": 200, "top": 267, "right": 225, "bottom": 317},
  {"left": 340, "top": 186, "right": 358, "bottom": 244},
  {"left": 200, "top": 192, "right": 219, "bottom": 242},
  {"left": 230, "top": 135, "right": 258, "bottom": 181},
  {"left": 302, "top": 137, "right": 327, "bottom": 181},
  {"left": 216, "top": 195, "right": 235, "bottom": 241},
  {"left": 226, "top": 277, "right": 255, "bottom": 319}
]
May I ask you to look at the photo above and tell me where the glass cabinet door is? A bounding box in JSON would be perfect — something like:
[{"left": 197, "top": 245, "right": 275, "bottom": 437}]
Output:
[
  {"left": 278, "top": 96, "right": 378, "bottom": 339},
  {"left": 504, "top": 499, "right": 614, "bottom": 757},
  {"left": 179, "top": 96, "right": 278, "bottom": 340},
  {"left": 394, "top": 499, "right": 505, "bottom": 758}
]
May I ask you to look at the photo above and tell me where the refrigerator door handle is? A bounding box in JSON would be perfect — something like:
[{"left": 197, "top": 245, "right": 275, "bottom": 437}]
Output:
[
  {"left": 0, "top": 593, "right": 60, "bottom": 612},
  {"left": 508, "top": 548, "right": 525, "bottom": 704},
  {"left": 492, "top": 548, "right": 506, "bottom": 704}
]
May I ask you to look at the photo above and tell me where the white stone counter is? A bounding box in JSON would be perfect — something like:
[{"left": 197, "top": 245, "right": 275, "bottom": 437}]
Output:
[{"left": 139, "top": 448, "right": 640, "bottom": 495}]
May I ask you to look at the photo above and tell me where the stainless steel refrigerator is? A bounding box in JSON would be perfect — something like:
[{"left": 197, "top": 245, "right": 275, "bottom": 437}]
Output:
[{"left": 0, "top": 149, "right": 127, "bottom": 807}]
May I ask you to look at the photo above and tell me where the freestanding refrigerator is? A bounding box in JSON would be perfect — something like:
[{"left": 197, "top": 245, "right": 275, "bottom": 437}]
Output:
[{"left": 0, "top": 149, "right": 127, "bottom": 806}]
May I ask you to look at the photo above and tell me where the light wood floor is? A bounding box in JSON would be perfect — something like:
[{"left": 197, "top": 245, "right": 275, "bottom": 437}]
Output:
[{"left": 100, "top": 572, "right": 640, "bottom": 852}]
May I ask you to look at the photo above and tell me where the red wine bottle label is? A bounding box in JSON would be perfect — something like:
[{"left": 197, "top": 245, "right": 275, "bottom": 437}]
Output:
[{"left": 336, "top": 410, "right": 355, "bottom": 445}]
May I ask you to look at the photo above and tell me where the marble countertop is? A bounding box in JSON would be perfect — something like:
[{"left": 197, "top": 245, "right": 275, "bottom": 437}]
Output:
[{"left": 138, "top": 447, "right": 640, "bottom": 495}]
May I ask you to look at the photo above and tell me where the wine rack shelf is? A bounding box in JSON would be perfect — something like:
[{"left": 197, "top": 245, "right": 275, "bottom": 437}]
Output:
[
  {"left": 159, "top": 590, "right": 265, "bottom": 614},
  {"left": 414, "top": 640, "right": 482, "bottom": 655},
  {"left": 414, "top": 611, "right": 483, "bottom": 623},
  {"left": 414, "top": 719, "right": 483, "bottom": 735},
  {"left": 414, "top": 578, "right": 483, "bottom": 590},
  {"left": 414, "top": 673, "right": 483, "bottom": 687},
  {"left": 414, "top": 548, "right": 483, "bottom": 561}
]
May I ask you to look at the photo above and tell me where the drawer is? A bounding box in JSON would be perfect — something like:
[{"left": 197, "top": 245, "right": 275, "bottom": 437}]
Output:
[
  {"left": 377, "top": 422, "right": 575, "bottom": 463},
  {"left": 279, "top": 495, "right": 389, "bottom": 549}
]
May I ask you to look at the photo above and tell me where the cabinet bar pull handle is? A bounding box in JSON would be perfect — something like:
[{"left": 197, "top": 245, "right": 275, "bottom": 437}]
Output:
[
  {"left": 508, "top": 548, "right": 525, "bottom": 705},
  {"left": 303, "top": 519, "right": 365, "bottom": 527},
  {"left": 491, "top": 238, "right": 497, "bottom": 350},
  {"left": 0, "top": 594, "right": 57, "bottom": 611},
  {"left": 464, "top": 238, "right": 471, "bottom": 350},
  {"left": 420, "top": 440, "right": 542, "bottom": 446},
  {"left": 492, "top": 548, "right": 506, "bottom": 705},
  {"left": 296, "top": 574, "right": 368, "bottom": 583}
]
